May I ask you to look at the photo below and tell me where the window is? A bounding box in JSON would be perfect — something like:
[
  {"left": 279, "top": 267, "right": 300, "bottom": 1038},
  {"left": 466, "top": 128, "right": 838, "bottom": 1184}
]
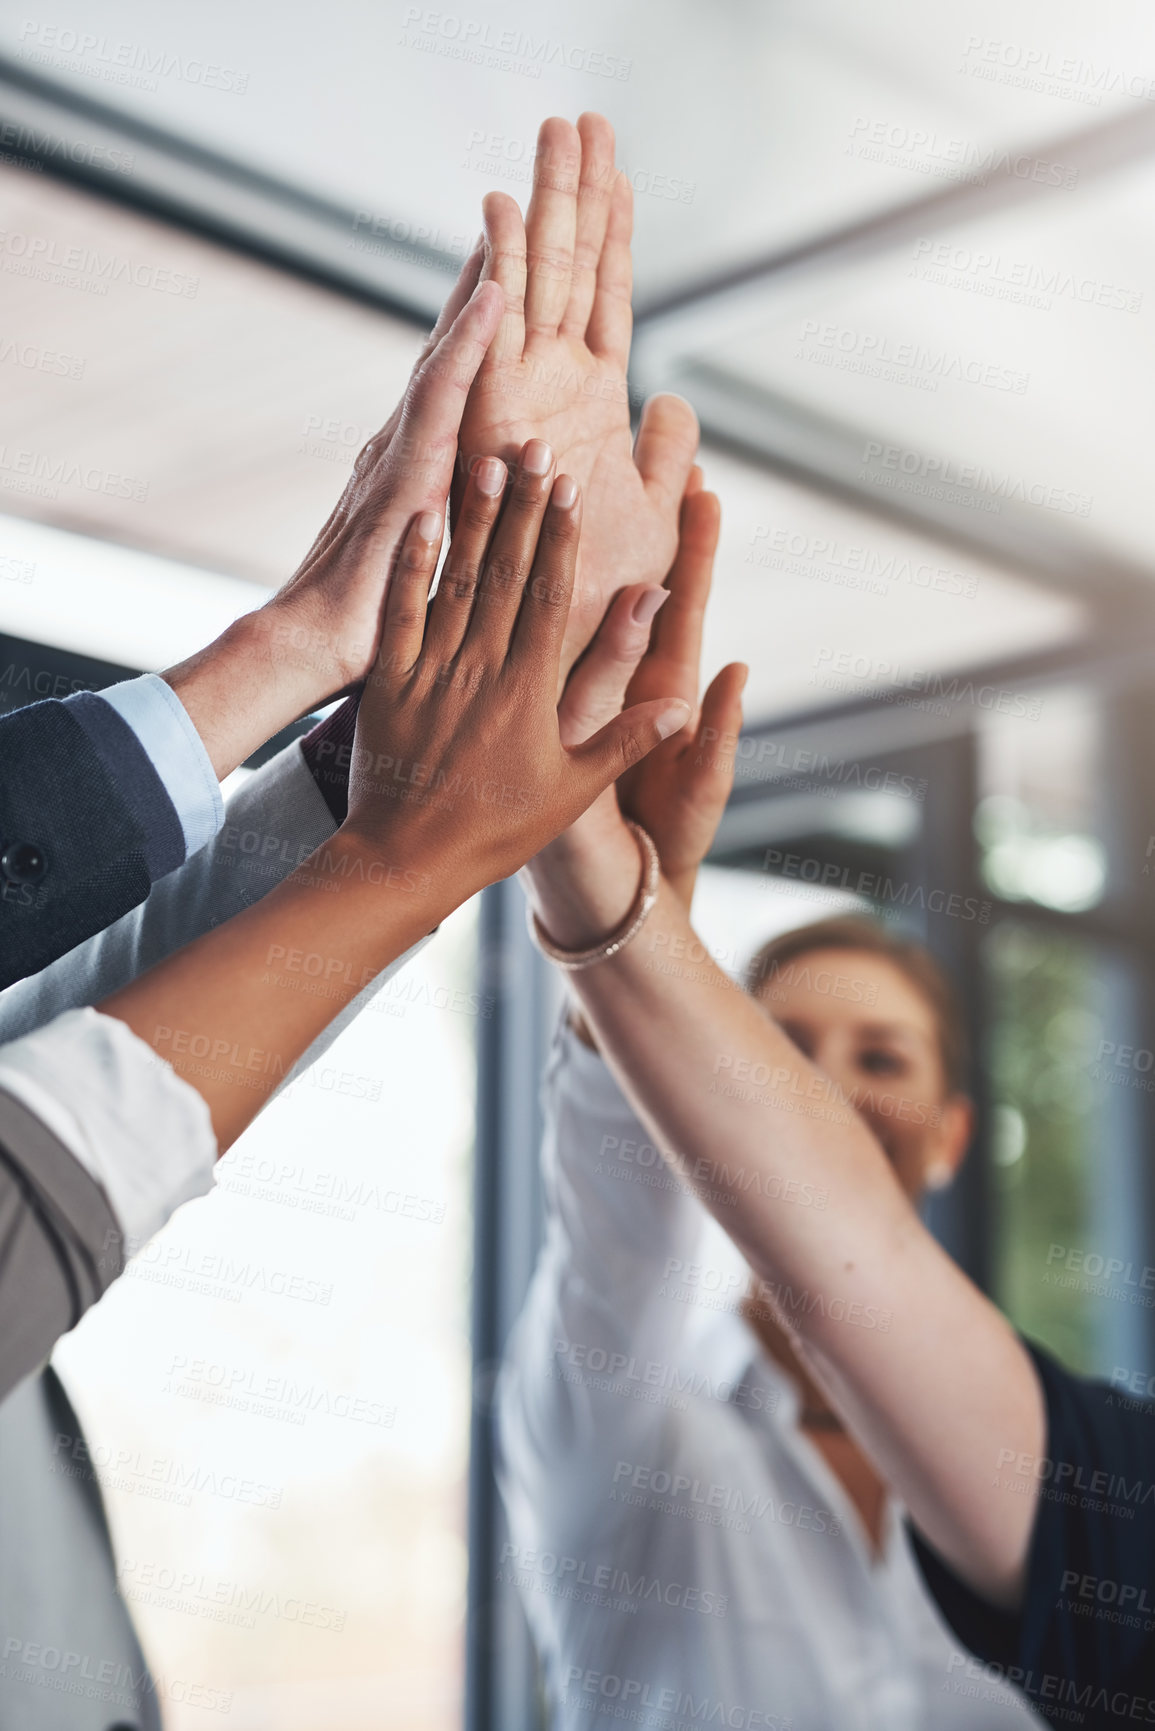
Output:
[{"left": 54, "top": 903, "right": 481, "bottom": 1730}]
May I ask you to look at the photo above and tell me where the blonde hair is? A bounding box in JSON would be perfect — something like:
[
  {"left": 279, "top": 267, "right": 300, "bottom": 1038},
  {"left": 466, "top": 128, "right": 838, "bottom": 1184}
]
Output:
[{"left": 744, "top": 914, "right": 968, "bottom": 1093}]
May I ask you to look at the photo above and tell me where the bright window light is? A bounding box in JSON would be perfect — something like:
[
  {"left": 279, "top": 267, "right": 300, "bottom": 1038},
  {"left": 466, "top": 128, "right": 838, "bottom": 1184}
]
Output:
[{"left": 0, "top": 512, "right": 269, "bottom": 670}]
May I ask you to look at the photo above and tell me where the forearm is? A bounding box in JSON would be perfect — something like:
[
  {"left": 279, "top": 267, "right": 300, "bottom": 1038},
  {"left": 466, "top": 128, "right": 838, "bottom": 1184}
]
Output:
[
  {"left": 524, "top": 840, "right": 1044, "bottom": 1603},
  {"left": 161, "top": 609, "right": 321, "bottom": 782},
  {"left": 100, "top": 829, "right": 442, "bottom": 1150}
]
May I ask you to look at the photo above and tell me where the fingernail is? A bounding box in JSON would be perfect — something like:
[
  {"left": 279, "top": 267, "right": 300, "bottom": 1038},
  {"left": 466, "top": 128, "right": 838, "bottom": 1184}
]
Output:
[
  {"left": 631, "top": 587, "right": 669, "bottom": 626},
  {"left": 552, "top": 474, "right": 578, "bottom": 510},
  {"left": 416, "top": 511, "right": 442, "bottom": 542},
  {"left": 655, "top": 700, "right": 691, "bottom": 740},
  {"left": 474, "top": 457, "right": 506, "bottom": 497},
  {"left": 521, "top": 439, "right": 553, "bottom": 476}
]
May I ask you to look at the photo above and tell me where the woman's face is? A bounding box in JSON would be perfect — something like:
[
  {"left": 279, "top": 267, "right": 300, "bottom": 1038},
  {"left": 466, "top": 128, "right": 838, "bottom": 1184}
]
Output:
[{"left": 753, "top": 946, "right": 971, "bottom": 1201}]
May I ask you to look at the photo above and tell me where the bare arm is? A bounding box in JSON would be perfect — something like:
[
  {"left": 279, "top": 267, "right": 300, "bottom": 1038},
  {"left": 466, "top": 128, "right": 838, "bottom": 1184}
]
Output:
[{"left": 522, "top": 485, "right": 1045, "bottom": 1611}]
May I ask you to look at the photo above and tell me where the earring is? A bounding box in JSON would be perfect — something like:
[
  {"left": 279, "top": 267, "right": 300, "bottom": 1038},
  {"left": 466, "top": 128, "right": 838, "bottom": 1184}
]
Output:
[{"left": 924, "top": 1160, "right": 953, "bottom": 1192}]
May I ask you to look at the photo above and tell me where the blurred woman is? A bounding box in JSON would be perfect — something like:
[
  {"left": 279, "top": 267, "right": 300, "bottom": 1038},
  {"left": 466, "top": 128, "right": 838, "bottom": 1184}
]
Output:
[
  {"left": 514, "top": 478, "right": 1146, "bottom": 1731},
  {"left": 498, "top": 909, "right": 1043, "bottom": 1728}
]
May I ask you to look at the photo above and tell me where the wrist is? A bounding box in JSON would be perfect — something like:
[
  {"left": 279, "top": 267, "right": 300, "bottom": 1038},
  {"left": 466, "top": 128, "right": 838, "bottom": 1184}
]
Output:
[
  {"left": 163, "top": 611, "right": 315, "bottom": 782},
  {"left": 666, "top": 867, "right": 698, "bottom": 912},
  {"left": 296, "top": 824, "right": 450, "bottom": 955},
  {"left": 326, "top": 822, "right": 440, "bottom": 904},
  {"left": 523, "top": 815, "right": 641, "bottom": 951}
]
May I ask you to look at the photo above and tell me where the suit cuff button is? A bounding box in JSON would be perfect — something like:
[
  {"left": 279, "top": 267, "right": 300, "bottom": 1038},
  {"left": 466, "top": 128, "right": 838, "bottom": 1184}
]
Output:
[{"left": 1, "top": 841, "right": 48, "bottom": 885}]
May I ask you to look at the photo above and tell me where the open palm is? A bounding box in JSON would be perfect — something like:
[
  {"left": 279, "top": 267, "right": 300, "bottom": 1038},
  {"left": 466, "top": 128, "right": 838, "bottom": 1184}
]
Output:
[{"left": 461, "top": 114, "right": 699, "bottom": 674}]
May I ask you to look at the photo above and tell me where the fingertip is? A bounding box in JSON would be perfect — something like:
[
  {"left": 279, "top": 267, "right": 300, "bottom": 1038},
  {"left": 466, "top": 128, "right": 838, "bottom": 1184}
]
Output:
[
  {"left": 552, "top": 474, "right": 579, "bottom": 511},
  {"left": 469, "top": 277, "right": 505, "bottom": 323},
  {"left": 481, "top": 190, "right": 524, "bottom": 244},
  {"left": 521, "top": 438, "right": 554, "bottom": 478},
  {"left": 472, "top": 455, "right": 507, "bottom": 498},
  {"left": 695, "top": 491, "right": 723, "bottom": 545},
  {"left": 631, "top": 586, "right": 669, "bottom": 627},
  {"left": 577, "top": 109, "right": 616, "bottom": 160},
  {"left": 682, "top": 486, "right": 720, "bottom": 528},
  {"left": 537, "top": 113, "right": 581, "bottom": 153},
  {"left": 655, "top": 699, "right": 691, "bottom": 740},
  {"left": 644, "top": 391, "right": 700, "bottom": 442},
  {"left": 416, "top": 510, "right": 443, "bottom": 543},
  {"left": 482, "top": 189, "right": 514, "bottom": 221}
]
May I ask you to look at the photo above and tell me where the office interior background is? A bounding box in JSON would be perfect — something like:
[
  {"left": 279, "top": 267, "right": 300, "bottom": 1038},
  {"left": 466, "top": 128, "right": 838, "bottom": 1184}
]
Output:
[{"left": 0, "top": 0, "right": 1151, "bottom": 1724}]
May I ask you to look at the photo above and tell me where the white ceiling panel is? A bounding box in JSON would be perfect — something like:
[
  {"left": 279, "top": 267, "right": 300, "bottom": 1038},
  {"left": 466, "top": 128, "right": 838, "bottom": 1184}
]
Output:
[
  {"left": 0, "top": 0, "right": 1133, "bottom": 725},
  {"left": 1, "top": 0, "right": 1151, "bottom": 294},
  {"left": 695, "top": 445, "right": 1081, "bottom": 724},
  {"left": 690, "top": 154, "right": 1155, "bottom": 576}
]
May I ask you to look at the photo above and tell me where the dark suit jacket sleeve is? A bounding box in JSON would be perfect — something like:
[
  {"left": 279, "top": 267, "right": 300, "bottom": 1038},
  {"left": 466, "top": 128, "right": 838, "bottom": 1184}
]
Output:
[
  {"left": 0, "top": 695, "right": 185, "bottom": 991},
  {"left": 0, "top": 1086, "right": 126, "bottom": 1403}
]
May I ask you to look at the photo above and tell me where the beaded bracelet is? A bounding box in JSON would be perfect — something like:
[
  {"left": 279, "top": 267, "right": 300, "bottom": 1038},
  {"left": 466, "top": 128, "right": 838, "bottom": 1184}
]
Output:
[{"left": 527, "top": 821, "right": 660, "bottom": 972}]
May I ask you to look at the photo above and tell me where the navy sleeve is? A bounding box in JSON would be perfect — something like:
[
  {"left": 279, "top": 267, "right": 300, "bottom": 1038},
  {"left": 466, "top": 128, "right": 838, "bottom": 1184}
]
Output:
[
  {"left": 0, "top": 696, "right": 184, "bottom": 990},
  {"left": 911, "top": 1341, "right": 1155, "bottom": 1729},
  {"left": 299, "top": 694, "right": 358, "bottom": 824}
]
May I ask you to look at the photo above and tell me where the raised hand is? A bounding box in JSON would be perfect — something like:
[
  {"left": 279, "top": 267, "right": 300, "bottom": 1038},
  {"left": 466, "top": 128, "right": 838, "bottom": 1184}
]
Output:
[
  {"left": 524, "top": 473, "right": 746, "bottom": 956},
  {"left": 104, "top": 441, "right": 689, "bottom": 1152},
  {"left": 460, "top": 114, "right": 700, "bottom": 674},
  {"left": 343, "top": 438, "right": 691, "bottom": 901},
  {"left": 162, "top": 260, "right": 503, "bottom": 779},
  {"left": 616, "top": 476, "right": 747, "bottom": 907}
]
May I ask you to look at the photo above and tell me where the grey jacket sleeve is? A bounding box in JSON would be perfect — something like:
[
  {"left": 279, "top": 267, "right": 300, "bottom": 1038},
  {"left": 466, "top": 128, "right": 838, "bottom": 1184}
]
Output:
[
  {"left": 0, "top": 1087, "right": 125, "bottom": 1402},
  {"left": 0, "top": 735, "right": 431, "bottom": 1389}
]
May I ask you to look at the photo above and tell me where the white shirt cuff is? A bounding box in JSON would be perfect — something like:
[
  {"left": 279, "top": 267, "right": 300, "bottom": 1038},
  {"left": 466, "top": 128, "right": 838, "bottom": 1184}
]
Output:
[
  {"left": 100, "top": 673, "right": 224, "bottom": 858},
  {"left": 0, "top": 1006, "right": 218, "bottom": 1254}
]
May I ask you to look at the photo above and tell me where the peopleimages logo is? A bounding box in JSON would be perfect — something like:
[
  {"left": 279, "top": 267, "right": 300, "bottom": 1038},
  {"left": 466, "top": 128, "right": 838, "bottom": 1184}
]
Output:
[
  {"left": 610, "top": 1458, "right": 842, "bottom": 1538},
  {"left": 859, "top": 439, "right": 1093, "bottom": 517},
  {"left": 846, "top": 117, "right": 1078, "bottom": 189},
  {"left": 762, "top": 847, "right": 992, "bottom": 924},
  {"left": 810, "top": 647, "right": 1044, "bottom": 721},
  {"left": 794, "top": 319, "right": 1028, "bottom": 396},
  {"left": 910, "top": 237, "right": 1142, "bottom": 314},
  {"left": 498, "top": 1542, "right": 728, "bottom": 1616},
  {"left": 562, "top": 1667, "right": 792, "bottom": 1728},
  {"left": 398, "top": 8, "right": 632, "bottom": 80},
  {"left": 17, "top": 21, "right": 249, "bottom": 91},
  {"left": 958, "top": 36, "right": 1155, "bottom": 106}
]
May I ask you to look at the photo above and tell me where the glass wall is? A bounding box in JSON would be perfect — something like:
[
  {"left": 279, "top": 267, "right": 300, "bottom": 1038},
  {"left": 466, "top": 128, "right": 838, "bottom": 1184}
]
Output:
[{"left": 53, "top": 903, "right": 482, "bottom": 1731}]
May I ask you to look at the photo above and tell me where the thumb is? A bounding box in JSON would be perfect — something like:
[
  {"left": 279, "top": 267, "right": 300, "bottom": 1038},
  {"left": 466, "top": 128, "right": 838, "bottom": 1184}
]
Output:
[
  {"left": 421, "top": 237, "right": 485, "bottom": 363},
  {"left": 558, "top": 584, "right": 669, "bottom": 746},
  {"left": 633, "top": 394, "right": 700, "bottom": 516},
  {"left": 570, "top": 697, "right": 691, "bottom": 795}
]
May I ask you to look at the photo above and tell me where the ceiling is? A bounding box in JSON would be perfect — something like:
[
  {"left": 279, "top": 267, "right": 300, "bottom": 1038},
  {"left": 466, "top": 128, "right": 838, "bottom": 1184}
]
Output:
[{"left": 1, "top": 0, "right": 1150, "bottom": 724}]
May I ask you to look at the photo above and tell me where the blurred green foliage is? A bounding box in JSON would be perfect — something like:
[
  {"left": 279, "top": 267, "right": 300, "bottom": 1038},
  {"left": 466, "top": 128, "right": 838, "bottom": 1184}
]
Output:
[{"left": 986, "top": 920, "right": 1098, "bottom": 1373}]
